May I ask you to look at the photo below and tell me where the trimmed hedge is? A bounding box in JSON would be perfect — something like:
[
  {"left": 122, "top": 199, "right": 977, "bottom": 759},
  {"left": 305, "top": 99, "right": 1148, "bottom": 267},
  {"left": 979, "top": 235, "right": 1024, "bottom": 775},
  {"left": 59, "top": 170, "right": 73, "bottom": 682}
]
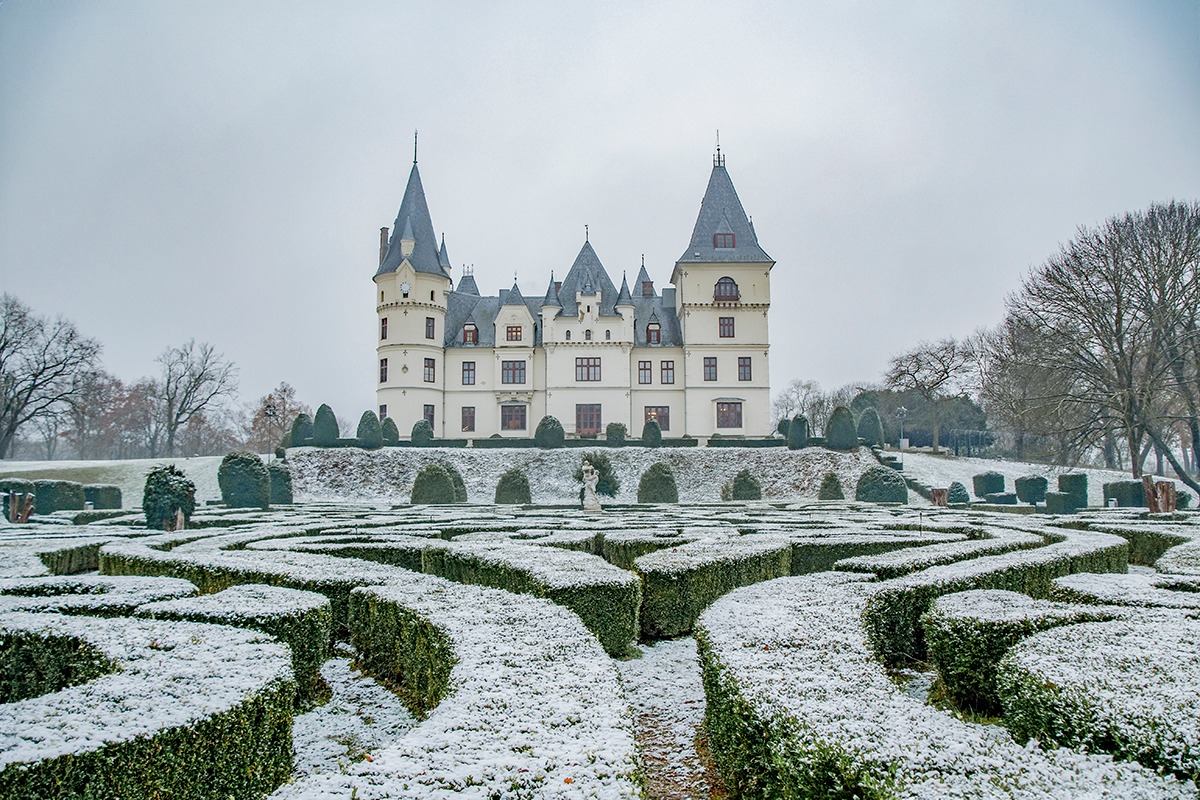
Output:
[
  {"left": 824, "top": 406, "right": 858, "bottom": 450},
  {"left": 972, "top": 471, "right": 1005, "bottom": 499},
  {"left": 410, "top": 463, "right": 460, "bottom": 504},
  {"left": 786, "top": 414, "right": 809, "bottom": 449},
  {"left": 410, "top": 418, "right": 434, "bottom": 446},
  {"left": 984, "top": 492, "right": 1018, "bottom": 505},
  {"left": 641, "top": 418, "right": 663, "bottom": 448},
  {"left": 290, "top": 412, "right": 314, "bottom": 445},
  {"left": 605, "top": 422, "right": 627, "bottom": 446},
  {"left": 312, "top": 404, "right": 338, "bottom": 447},
  {"left": 381, "top": 416, "right": 400, "bottom": 445},
  {"left": 268, "top": 461, "right": 293, "bottom": 504},
  {"left": 356, "top": 410, "right": 384, "bottom": 449},
  {"left": 30, "top": 480, "right": 85, "bottom": 513},
  {"left": 817, "top": 472, "right": 844, "bottom": 500},
  {"left": 721, "top": 469, "right": 762, "bottom": 501},
  {"left": 0, "top": 575, "right": 198, "bottom": 617},
  {"left": 855, "top": 465, "right": 907, "bottom": 503},
  {"left": 637, "top": 462, "right": 679, "bottom": 503},
  {"left": 1045, "top": 491, "right": 1075, "bottom": 514},
  {"left": 534, "top": 415, "right": 565, "bottom": 448},
  {"left": 142, "top": 465, "right": 196, "bottom": 530},
  {"left": 1104, "top": 480, "right": 1146, "bottom": 508},
  {"left": 494, "top": 468, "right": 532, "bottom": 504},
  {"left": 218, "top": 451, "right": 269, "bottom": 509},
  {"left": 83, "top": 484, "right": 122, "bottom": 510},
  {"left": 1014, "top": 475, "right": 1048, "bottom": 505},
  {"left": 858, "top": 407, "right": 885, "bottom": 448},
  {"left": 1058, "top": 473, "right": 1088, "bottom": 510},
  {"left": 0, "top": 479, "right": 33, "bottom": 520}
]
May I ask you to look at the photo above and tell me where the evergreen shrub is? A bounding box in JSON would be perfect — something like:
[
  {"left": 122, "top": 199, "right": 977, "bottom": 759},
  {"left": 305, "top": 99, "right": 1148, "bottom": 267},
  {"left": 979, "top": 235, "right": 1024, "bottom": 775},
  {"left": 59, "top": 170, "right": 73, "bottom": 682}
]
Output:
[
  {"left": 410, "top": 464, "right": 460, "bottom": 504},
  {"left": 84, "top": 485, "right": 122, "bottom": 510},
  {"left": 218, "top": 452, "right": 270, "bottom": 509},
  {"left": 574, "top": 452, "right": 620, "bottom": 499},
  {"left": 268, "top": 461, "right": 293, "bottom": 504},
  {"left": 854, "top": 465, "right": 907, "bottom": 503},
  {"left": 29, "top": 480, "right": 85, "bottom": 514},
  {"left": 290, "top": 413, "right": 314, "bottom": 446},
  {"left": 984, "top": 492, "right": 1018, "bottom": 505},
  {"left": 973, "top": 472, "right": 1005, "bottom": 499},
  {"left": 1103, "top": 480, "right": 1145, "bottom": 508},
  {"left": 1057, "top": 473, "right": 1088, "bottom": 510},
  {"left": 605, "top": 422, "right": 627, "bottom": 447},
  {"left": 641, "top": 418, "right": 662, "bottom": 448},
  {"left": 279, "top": 432, "right": 293, "bottom": 449},
  {"left": 817, "top": 472, "right": 844, "bottom": 500},
  {"left": 312, "top": 405, "right": 338, "bottom": 447},
  {"left": 638, "top": 462, "right": 679, "bottom": 503},
  {"left": 1015, "top": 475, "right": 1049, "bottom": 506},
  {"left": 1179, "top": 492, "right": 1193, "bottom": 510},
  {"left": 381, "top": 416, "right": 400, "bottom": 445},
  {"left": 858, "top": 407, "right": 885, "bottom": 448},
  {"left": 721, "top": 469, "right": 761, "bottom": 501},
  {"left": 787, "top": 414, "right": 809, "bottom": 449},
  {"left": 1044, "top": 492, "right": 1075, "bottom": 514},
  {"left": 948, "top": 481, "right": 971, "bottom": 505},
  {"left": 142, "top": 465, "right": 196, "bottom": 530},
  {"left": 411, "top": 418, "right": 434, "bottom": 446},
  {"left": 775, "top": 417, "right": 790, "bottom": 437},
  {"left": 825, "top": 406, "right": 858, "bottom": 450},
  {"left": 534, "top": 415, "right": 565, "bottom": 449},
  {"left": 494, "top": 468, "right": 532, "bottom": 504},
  {"left": 356, "top": 410, "right": 383, "bottom": 449}
]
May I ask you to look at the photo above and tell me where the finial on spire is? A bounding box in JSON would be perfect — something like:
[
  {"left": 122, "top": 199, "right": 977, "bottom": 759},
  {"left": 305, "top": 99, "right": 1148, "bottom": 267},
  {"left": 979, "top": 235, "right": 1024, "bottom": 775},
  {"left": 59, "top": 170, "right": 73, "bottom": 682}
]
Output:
[
  {"left": 413, "top": 130, "right": 418, "bottom": 165},
  {"left": 641, "top": 254, "right": 645, "bottom": 268},
  {"left": 714, "top": 130, "right": 724, "bottom": 167},
  {"left": 585, "top": 224, "right": 589, "bottom": 242}
]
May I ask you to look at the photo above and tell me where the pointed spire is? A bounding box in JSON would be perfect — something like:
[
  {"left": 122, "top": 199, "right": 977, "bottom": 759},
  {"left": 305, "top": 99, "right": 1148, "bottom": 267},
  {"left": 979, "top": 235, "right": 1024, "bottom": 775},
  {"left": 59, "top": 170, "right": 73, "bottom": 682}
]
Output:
[
  {"left": 413, "top": 130, "right": 418, "bottom": 165},
  {"left": 616, "top": 272, "right": 634, "bottom": 306},
  {"left": 438, "top": 233, "right": 451, "bottom": 269},
  {"left": 678, "top": 157, "right": 771, "bottom": 264},
  {"left": 503, "top": 280, "right": 526, "bottom": 307},
  {"left": 541, "top": 272, "right": 561, "bottom": 307},
  {"left": 634, "top": 262, "right": 654, "bottom": 297},
  {"left": 377, "top": 162, "right": 448, "bottom": 278}
]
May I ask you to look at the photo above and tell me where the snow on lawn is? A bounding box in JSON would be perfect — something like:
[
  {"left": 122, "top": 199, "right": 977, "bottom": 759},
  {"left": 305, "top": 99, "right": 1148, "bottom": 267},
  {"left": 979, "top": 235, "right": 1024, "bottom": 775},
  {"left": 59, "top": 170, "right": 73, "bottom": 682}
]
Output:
[
  {"left": 899, "top": 451, "right": 1195, "bottom": 508},
  {"left": 0, "top": 456, "right": 227, "bottom": 506}
]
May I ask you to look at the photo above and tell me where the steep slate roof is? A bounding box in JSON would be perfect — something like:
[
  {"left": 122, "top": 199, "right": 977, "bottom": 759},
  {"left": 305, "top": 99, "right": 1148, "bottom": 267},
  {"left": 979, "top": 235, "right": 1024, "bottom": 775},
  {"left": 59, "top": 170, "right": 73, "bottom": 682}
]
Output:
[
  {"left": 553, "top": 241, "right": 621, "bottom": 317},
  {"left": 541, "top": 274, "right": 561, "bottom": 307},
  {"left": 456, "top": 272, "right": 480, "bottom": 295},
  {"left": 438, "top": 235, "right": 452, "bottom": 270},
  {"left": 502, "top": 281, "right": 527, "bottom": 307},
  {"left": 633, "top": 264, "right": 655, "bottom": 297},
  {"left": 376, "top": 164, "right": 449, "bottom": 278},
  {"left": 678, "top": 163, "right": 772, "bottom": 264},
  {"left": 615, "top": 274, "right": 633, "bottom": 306}
]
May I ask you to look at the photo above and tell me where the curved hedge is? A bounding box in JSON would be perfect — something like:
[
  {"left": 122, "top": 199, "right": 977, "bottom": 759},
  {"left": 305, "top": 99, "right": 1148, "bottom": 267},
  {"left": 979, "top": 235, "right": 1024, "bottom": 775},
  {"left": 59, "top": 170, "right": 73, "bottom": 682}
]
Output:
[
  {"left": 268, "top": 461, "right": 293, "bottom": 504},
  {"left": 857, "top": 407, "right": 885, "bottom": 448},
  {"left": 381, "top": 416, "right": 400, "bottom": 445},
  {"left": 641, "top": 418, "right": 663, "bottom": 448},
  {"left": 947, "top": 481, "right": 971, "bottom": 505}
]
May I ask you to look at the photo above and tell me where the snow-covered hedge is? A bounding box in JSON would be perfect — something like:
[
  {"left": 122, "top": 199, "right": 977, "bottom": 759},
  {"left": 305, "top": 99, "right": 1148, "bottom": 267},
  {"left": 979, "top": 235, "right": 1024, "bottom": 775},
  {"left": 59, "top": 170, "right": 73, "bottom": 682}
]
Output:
[
  {"left": 0, "top": 611, "right": 295, "bottom": 798},
  {"left": 136, "top": 583, "right": 332, "bottom": 707},
  {"left": 0, "top": 574, "right": 197, "bottom": 616},
  {"left": 998, "top": 616, "right": 1200, "bottom": 781},
  {"left": 695, "top": 573, "right": 1194, "bottom": 799},
  {"left": 834, "top": 526, "right": 1043, "bottom": 578},
  {"left": 1050, "top": 572, "right": 1200, "bottom": 609}
]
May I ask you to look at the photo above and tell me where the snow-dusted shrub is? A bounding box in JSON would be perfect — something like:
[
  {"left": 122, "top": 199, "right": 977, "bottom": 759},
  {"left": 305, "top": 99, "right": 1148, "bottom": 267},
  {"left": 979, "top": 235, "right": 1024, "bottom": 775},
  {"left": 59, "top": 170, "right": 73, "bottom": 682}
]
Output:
[
  {"left": 142, "top": 464, "right": 195, "bottom": 530},
  {"left": 985, "top": 491, "right": 1018, "bottom": 505},
  {"left": 312, "top": 404, "right": 338, "bottom": 447},
  {"left": 817, "top": 471, "right": 844, "bottom": 500},
  {"left": 998, "top": 616, "right": 1200, "bottom": 781},
  {"left": 574, "top": 451, "right": 620, "bottom": 499},
  {"left": 410, "top": 463, "right": 460, "bottom": 504},
  {"left": 776, "top": 417, "right": 790, "bottom": 437},
  {"left": 606, "top": 421, "right": 627, "bottom": 446},
  {"left": 972, "top": 471, "right": 1005, "bottom": 499},
  {"left": 641, "top": 417, "right": 663, "bottom": 447},
  {"left": 854, "top": 464, "right": 907, "bottom": 503},
  {"left": 857, "top": 407, "right": 885, "bottom": 447},
  {"left": 786, "top": 413, "right": 809, "bottom": 449},
  {"left": 834, "top": 527, "right": 1042, "bottom": 579},
  {"left": 0, "top": 575, "right": 197, "bottom": 617},
  {"left": 721, "top": 469, "right": 761, "bottom": 501},
  {"left": 356, "top": 410, "right": 383, "bottom": 449},
  {"left": 267, "top": 461, "right": 292, "bottom": 504},
  {"left": 218, "top": 451, "right": 269, "bottom": 509},
  {"left": 923, "top": 589, "right": 1119, "bottom": 713},
  {"left": 637, "top": 462, "right": 678, "bottom": 503},
  {"left": 0, "top": 613, "right": 295, "bottom": 799},
  {"left": 1045, "top": 491, "right": 1076, "bottom": 514},
  {"left": 1015, "top": 474, "right": 1048, "bottom": 505},
  {"left": 136, "top": 584, "right": 331, "bottom": 708},
  {"left": 824, "top": 405, "right": 858, "bottom": 450},
  {"left": 381, "top": 415, "right": 400, "bottom": 444},
  {"left": 83, "top": 484, "right": 122, "bottom": 510},
  {"left": 1050, "top": 572, "right": 1200, "bottom": 609},
  {"left": 410, "top": 417, "right": 434, "bottom": 446},
  {"left": 635, "top": 535, "right": 790, "bottom": 638},
  {"left": 493, "top": 467, "right": 531, "bottom": 504},
  {"left": 1177, "top": 491, "right": 1193, "bottom": 509},
  {"left": 290, "top": 411, "right": 314, "bottom": 445},
  {"left": 599, "top": 529, "right": 685, "bottom": 569},
  {"left": 1058, "top": 472, "right": 1089, "bottom": 509},
  {"left": 534, "top": 415, "right": 565, "bottom": 448},
  {"left": 444, "top": 461, "right": 467, "bottom": 502},
  {"left": 1104, "top": 480, "right": 1146, "bottom": 508},
  {"left": 31, "top": 480, "right": 85, "bottom": 513},
  {"left": 947, "top": 480, "right": 971, "bottom": 505}
]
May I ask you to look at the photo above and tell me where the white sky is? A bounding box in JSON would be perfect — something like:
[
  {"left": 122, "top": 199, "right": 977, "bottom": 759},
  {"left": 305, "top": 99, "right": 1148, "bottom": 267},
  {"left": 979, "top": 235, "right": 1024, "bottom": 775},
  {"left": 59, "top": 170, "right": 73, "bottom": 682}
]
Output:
[{"left": 2, "top": 0, "right": 1198, "bottom": 423}]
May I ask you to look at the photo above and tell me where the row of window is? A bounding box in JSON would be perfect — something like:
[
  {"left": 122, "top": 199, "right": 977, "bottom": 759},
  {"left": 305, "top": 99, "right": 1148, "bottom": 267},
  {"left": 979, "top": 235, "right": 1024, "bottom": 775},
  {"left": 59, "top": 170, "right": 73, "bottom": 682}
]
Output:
[
  {"left": 382, "top": 403, "right": 742, "bottom": 432},
  {"left": 381, "top": 356, "right": 752, "bottom": 385},
  {"left": 381, "top": 315, "right": 739, "bottom": 344}
]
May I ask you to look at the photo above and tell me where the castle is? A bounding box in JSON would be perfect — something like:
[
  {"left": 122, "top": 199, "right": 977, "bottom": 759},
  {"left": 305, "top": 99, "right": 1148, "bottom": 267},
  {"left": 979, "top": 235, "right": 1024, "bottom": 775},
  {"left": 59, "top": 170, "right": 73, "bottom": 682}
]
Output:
[{"left": 374, "top": 150, "right": 772, "bottom": 439}]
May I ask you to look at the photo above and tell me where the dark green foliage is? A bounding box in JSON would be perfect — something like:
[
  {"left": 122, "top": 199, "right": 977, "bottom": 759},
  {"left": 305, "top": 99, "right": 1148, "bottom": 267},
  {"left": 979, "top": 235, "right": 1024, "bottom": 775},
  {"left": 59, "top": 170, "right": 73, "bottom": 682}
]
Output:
[
  {"left": 445, "top": 463, "right": 467, "bottom": 502},
  {"left": 218, "top": 452, "right": 270, "bottom": 509},
  {"left": 534, "top": 415, "right": 565, "bottom": 448},
  {"left": 638, "top": 462, "right": 678, "bottom": 503},
  {"left": 356, "top": 410, "right": 383, "bottom": 449},
  {"left": 268, "top": 462, "right": 293, "bottom": 504},
  {"left": 825, "top": 406, "right": 858, "bottom": 450},
  {"left": 381, "top": 416, "right": 400, "bottom": 444},
  {"left": 605, "top": 422, "right": 627, "bottom": 446},
  {"left": 817, "top": 472, "right": 844, "bottom": 500},
  {"left": 30, "top": 480, "right": 85, "bottom": 513},
  {"left": 143, "top": 465, "right": 196, "bottom": 530},
  {"left": 410, "top": 464, "right": 460, "bottom": 504},
  {"left": 312, "top": 405, "right": 338, "bottom": 447},
  {"left": 411, "top": 418, "right": 434, "bottom": 446},
  {"left": 1044, "top": 492, "right": 1075, "bottom": 514},
  {"left": 721, "top": 469, "right": 762, "bottom": 501},
  {"left": 972, "top": 472, "right": 1005, "bottom": 498},
  {"left": 1015, "top": 475, "right": 1049, "bottom": 505},
  {"left": 641, "top": 418, "right": 663, "bottom": 447},
  {"left": 1179, "top": 492, "right": 1193, "bottom": 510},
  {"left": 1103, "top": 480, "right": 1145, "bottom": 508},
  {"left": 854, "top": 465, "right": 907, "bottom": 503},
  {"left": 290, "top": 412, "right": 314, "bottom": 445},
  {"left": 775, "top": 417, "right": 790, "bottom": 437},
  {"left": 984, "top": 492, "right": 1018, "bottom": 505},
  {"left": 851, "top": 387, "right": 991, "bottom": 450},
  {"left": 1057, "top": 473, "right": 1088, "bottom": 510},
  {"left": 0, "top": 632, "right": 114, "bottom": 704},
  {"left": 83, "top": 484, "right": 122, "bottom": 510},
  {"left": 494, "top": 468, "right": 532, "bottom": 504},
  {"left": 0, "top": 479, "right": 33, "bottom": 521},
  {"left": 948, "top": 481, "right": 971, "bottom": 505},
  {"left": 787, "top": 414, "right": 809, "bottom": 450},
  {"left": 857, "top": 407, "right": 885, "bottom": 448},
  {"left": 574, "top": 452, "right": 620, "bottom": 498},
  {"left": 279, "top": 432, "right": 293, "bottom": 449}
]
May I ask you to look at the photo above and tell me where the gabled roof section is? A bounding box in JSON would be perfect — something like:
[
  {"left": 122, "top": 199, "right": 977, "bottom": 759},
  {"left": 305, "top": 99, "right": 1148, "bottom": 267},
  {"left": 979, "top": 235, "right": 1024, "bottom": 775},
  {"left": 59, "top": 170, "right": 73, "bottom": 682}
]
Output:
[
  {"left": 555, "top": 241, "right": 620, "bottom": 317},
  {"left": 616, "top": 274, "right": 633, "bottom": 306},
  {"left": 678, "top": 163, "right": 772, "bottom": 264},
  {"left": 456, "top": 272, "right": 479, "bottom": 295},
  {"left": 502, "top": 281, "right": 527, "bottom": 307},
  {"left": 633, "top": 265, "right": 654, "bottom": 297},
  {"left": 376, "top": 164, "right": 449, "bottom": 278}
]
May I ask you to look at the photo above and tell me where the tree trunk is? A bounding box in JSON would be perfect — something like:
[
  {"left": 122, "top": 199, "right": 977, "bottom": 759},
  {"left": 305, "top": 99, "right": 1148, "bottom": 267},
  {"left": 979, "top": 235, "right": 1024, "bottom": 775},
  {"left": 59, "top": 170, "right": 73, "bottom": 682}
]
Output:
[
  {"left": 1154, "top": 442, "right": 1166, "bottom": 477},
  {"left": 1144, "top": 427, "right": 1200, "bottom": 497}
]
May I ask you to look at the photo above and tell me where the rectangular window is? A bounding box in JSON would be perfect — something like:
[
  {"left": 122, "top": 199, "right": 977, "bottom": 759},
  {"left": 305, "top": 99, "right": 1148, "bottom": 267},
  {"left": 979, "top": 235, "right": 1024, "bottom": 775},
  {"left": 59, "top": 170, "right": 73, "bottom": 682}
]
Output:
[
  {"left": 506, "top": 325, "right": 522, "bottom": 342},
  {"left": 501, "top": 360, "right": 526, "bottom": 384},
  {"left": 575, "top": 357, "right": 601, "bottom": 382},
  {"left": 379, "top": 404, "right": 387, "bottom": 420},
  {"left": 714, "top": 233, "right": 735, "bottom": 248},
  {"left": 423, "top": 404, "right": 435, "bottom": 426},
  {"left": 638, "top": 360, "right": 652, "bottom": 385},
  {"left": 462, "top": 361, "right": 476, "bottom": 385},
  {"left": 644, "top": 406, "right": 670, "bottom": 431},
  {"left": 646, "top": 323, "right": 661, "bottom": 344},
  {"left": 425, "top": 317, "right": 435, "bottom": 340},
  {"left": 424, "top": 357, "right": 436, "bottom": 383},
  {"left": 463, "top": 324, "right": 478, "bottom": 344},
  {"left": 704, "top": 357, "right": 717, "bottom": 381},
  {"left": 719, "top": 316, "right": 734, "bottom": 338},
  {"left": 379, "top": 358, "right": 388, "bottom": 383},
  {"left": 501, "top": 405, "right": 527, "bottom": 430},
  {"left": 660, "top": 360, "right": 675, "bottom": 384},
  {"left": 576, "top": 404, "right": 602, "bottom": 435},
  {"left": 380, "top": 317, "right": 388, "bottom": 340},
  {"left": 717, "top": 402, "right": 743, "bottom": 429},
  {"left": 738, "top": 356, "right": 752, "bottom": 381},
  {"left": 461, "top": 406, "right": 475, "bottom": 432}
]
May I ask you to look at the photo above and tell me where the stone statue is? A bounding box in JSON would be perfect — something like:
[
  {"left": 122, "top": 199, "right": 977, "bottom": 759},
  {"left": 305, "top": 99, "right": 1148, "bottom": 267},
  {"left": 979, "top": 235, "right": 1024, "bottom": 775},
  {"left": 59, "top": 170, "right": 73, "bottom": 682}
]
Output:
[{"left": 581, "top": 459, "right": 602, "bottom": 513}]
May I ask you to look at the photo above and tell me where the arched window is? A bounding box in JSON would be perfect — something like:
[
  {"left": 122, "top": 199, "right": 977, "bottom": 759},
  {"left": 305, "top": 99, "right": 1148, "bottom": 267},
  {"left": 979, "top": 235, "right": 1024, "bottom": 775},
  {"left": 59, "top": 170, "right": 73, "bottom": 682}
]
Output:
[
  {"left": 714, "top": 277, "right": 740, "bottom": 301},
  {"left": 430, "top": 290, "right": 435, "bottom": 301},
  {"left": 647, "top": 323, "right": 661, "bottom": 344},
  {"left": 565, "top": 330, "right": 571, "bottom": 341},
  {"left": 585, "top": 329, "right": 593, "bottom": 341},
  {"left": 605, "top": 330, "right": 611, "bottom": 340}
]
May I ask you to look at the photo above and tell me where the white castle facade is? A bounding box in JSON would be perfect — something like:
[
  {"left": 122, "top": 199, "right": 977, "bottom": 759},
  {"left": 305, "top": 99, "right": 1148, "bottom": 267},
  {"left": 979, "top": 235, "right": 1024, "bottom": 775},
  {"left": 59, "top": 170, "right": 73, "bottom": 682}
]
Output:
[{"left": 374, "top": 151, "right": 773, "bottom": 439}]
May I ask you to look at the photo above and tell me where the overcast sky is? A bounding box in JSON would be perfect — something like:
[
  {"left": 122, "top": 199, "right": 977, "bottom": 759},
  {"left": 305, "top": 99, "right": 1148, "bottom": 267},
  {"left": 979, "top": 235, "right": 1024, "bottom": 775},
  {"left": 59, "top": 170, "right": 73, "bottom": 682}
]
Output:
[{"left": 2, "top": 0, "right": 1198, "bottom": 426}]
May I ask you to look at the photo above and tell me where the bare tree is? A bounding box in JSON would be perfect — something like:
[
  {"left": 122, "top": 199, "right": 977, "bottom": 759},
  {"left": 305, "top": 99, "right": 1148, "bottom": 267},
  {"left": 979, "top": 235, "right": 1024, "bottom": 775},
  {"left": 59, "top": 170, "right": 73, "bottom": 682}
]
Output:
[
  {"left": 0, "top": 295, "right": 102, "bottom": 458},
  {"left": 771, "top": 379, "right": 857, "bottom": 435},
  {"left": 884, "top": 338, "right": 972, "bottom": 453},
  {"left": 245, "top": 382, "right": 310, "bottom": 453},
  {"left": 153, "top": 340, "right": 238, "bottom": 457}
]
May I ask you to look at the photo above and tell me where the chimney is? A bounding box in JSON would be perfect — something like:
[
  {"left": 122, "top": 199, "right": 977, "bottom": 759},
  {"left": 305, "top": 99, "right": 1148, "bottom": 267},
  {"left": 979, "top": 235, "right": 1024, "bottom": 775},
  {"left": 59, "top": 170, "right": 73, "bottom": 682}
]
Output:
[{"left": 378, "top": 227, "right": 389, "bottom": 266}]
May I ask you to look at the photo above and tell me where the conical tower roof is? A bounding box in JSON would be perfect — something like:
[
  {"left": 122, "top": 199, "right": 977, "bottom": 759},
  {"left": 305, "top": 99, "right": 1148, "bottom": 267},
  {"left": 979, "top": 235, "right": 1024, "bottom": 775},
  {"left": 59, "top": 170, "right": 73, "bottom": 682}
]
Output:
[
  {"left": 376, "top": 163, "right": 448, "bottom": 278},
  {"left": 678, "top": 161, "right": 772, "bottom": 264},
  {"left": 502, "top": 281, "right": 527, "bottom": 307},
  {"left": 541, "top": 273, "right": 561, "bottom": 307},
  {"left": 616, "top": 273, "right": 633, "bottom": 306}
]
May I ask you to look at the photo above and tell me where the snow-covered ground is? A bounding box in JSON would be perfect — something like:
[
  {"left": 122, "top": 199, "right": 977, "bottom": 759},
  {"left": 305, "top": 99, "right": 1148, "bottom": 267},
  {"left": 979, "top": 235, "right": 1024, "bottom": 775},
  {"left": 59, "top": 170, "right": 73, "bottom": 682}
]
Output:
[{"left": 0, "top": 456, "right": 226, "bottom": 506}]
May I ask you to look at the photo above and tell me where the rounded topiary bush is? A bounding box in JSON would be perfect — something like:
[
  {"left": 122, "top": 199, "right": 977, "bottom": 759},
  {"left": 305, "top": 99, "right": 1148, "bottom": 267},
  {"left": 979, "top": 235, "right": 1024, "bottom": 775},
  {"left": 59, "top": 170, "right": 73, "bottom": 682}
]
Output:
[
  {"left": 218, "top": 451, "right": 270, "bottom": 509},
  {"left": 535, "top": 415, "right": 565, "bottom": 449},
  {"left": 444, "top": 462, "right": 467, "bottom": 502},
  {"left": 947, "top": 481, "right": 971, "bottom": 505},
  {"left": 31, "top": 480, "right": 86, "bottom": 513},
  {"left": 776, "top": 417, "right": 790, "bottom": 437},
  {"left": 638, "top": 462, "right": 679, "bottom": 503},
  {"left": 855, "top": 465, "right": 907, "bottom": 503},
  {"left": 494, "top": 468, "right": 532, "bottom": 504},
  {"left": 268, "top": 461, "right": 293, "bottom": 504},
  {"left": 825, "top": 406, "right": 858, "bottom": 450},
  {"left": 818, "top": 472, "right": 844, "bottom": 500},
  {"left": 641, "top": 418, "right": 662, "bottom": 448},
  {"left": 1015, "top": 475, "right": 1049, "bottom": 506},
  {"left": 787, "top": 414, "right": 809, "bottom": 450},
  {"left": 606, "top": 422, "right": 627, "bottom": 447},
  {"left": 381, "top": 416, "right": 400, "bottom": 445},
  {"left": 410, "top": 464, "right": 459, "bottom": 504},
  {"left": 143, "top": 465, "right": 196, "bottom": 530},
  {"left": 574, "top": 452, "right": 620, "bottom": 499},
  {"left": 312, "top": 405, "right": 338, "bottom": 447},
  {"left": 411, "top": 418, "right": 434, "bottom": 446},
  {"left": 972, "top": 471, "right": 1005, "bottom": 499},
  {"left": 721, "top": 469, "right": 762, "bottom": 501},
  {"left": 858, "top": 407, "right": 885, "bottom": 448},
  {"left": 290, "top": 413, "right": 314, "bottom": 446},
  {"left": 357, "top": 410, "right": 383, "bottom": 449}
]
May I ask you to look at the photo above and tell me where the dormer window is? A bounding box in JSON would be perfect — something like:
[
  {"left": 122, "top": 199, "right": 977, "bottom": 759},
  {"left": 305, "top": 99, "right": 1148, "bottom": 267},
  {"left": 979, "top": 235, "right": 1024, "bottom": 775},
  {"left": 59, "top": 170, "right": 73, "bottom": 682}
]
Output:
[
  {"left": 714, "top": 277, "right": 740, "bottom": 302},
  {"left": 714, "top": 233, "right": 735, "bottom": 248},
  {"left": 463, "top": 324, "right": 478, "bottom": 344},
  {"left": 647, "top": 323, "right": 661, "bottom": 344}
]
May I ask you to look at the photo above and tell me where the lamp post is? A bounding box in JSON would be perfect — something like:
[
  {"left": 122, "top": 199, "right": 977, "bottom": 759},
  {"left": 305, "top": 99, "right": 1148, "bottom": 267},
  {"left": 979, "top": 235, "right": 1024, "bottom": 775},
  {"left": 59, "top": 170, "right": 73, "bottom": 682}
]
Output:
[
  {"left": 263, "top": 402, "right": 279, "bottom": 463},
  {"left": 895, "top": 406, "right": 908, "bottom": 450}
]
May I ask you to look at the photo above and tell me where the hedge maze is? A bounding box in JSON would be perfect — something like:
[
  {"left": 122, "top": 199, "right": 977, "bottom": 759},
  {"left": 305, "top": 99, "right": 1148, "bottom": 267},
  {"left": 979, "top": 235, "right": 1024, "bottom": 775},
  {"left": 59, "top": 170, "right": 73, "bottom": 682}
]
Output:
[{"left": 2, "top": 496, "right": 1200, "bottom": 798}]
